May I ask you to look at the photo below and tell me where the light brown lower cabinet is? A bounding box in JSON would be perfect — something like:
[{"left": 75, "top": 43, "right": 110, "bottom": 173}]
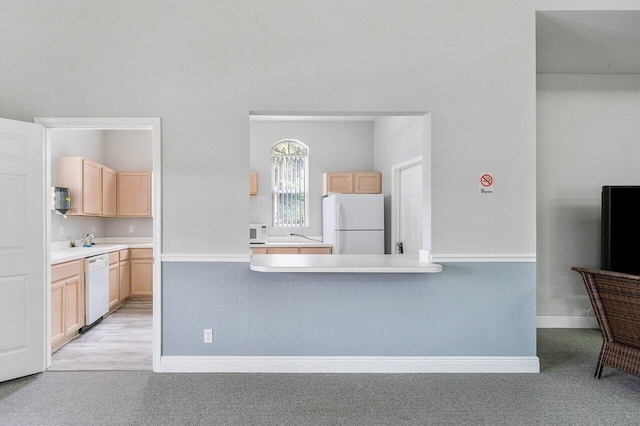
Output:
[
  {"left": 108, "top": 252, "right": 120, "bottom": 311},
  {"left": 108, "top": 249, "right": 133, "bottom": 313},
  {"left": 251, "top": 246, "right": 332, "bottom": 255},
  {"left": 51, "top": 259, "right": 85, "bottom": 352},
  {"left": 119, "top": 250, "right": 130, "bottom": 303},
  {"left": 130, "top": 248, "right": 153, "bottom": 298}
]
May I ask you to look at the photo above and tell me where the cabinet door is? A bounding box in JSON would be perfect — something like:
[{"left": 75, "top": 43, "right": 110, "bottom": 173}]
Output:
[
  {"left": 64, "top": 275, "right": 84, "bottom": 335},
  {"left": 117, "top": 171, "right": 152, "bottom": 217},
  {"left": 101, "top": 166, "right": 117, "bottom": 217},
  {"left": 322, "top": 172, "right": 354, "bottom": 196},
  {"left": 82, "top": 159, "right": 102, "bottom": 215},
  {"left": 119, "top": 260, "right": 130, "bottom": 302},
  {"left": 130, "top": 258, "right": 153, "bottom": 297},
  {"left": 354, "top": 172, "right": 381, "bottom": 194},
  {"left": 250, "top": 171, "right": 258, "bottom": 196},
  {"left": 266, "top": 247, "right": 299, "bottom": 254},
  {"left": 51, "top": 280, "right": 66, "bottom": 350},
  {"left": 299, "top": 247, "right": 332, "bottom": 254},
  {"left": 108, "top": 263, "right": 120, "bottom": 310}
]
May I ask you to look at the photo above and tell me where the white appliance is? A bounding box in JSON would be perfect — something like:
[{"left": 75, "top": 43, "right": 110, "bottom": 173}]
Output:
[
  {"left": 322, "top": 193, "right": 384, "bottom": 254},
  {"left": 250, "top": 223, "right": 268, "bottom": 244},
  {"left": 80, "top": 253, "right": 109, "bottom": 333}
]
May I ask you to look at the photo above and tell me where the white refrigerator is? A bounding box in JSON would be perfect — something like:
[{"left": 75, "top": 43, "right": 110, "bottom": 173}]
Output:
[{"left": 322, "top": 193, "right": 384, "bottom": 254}]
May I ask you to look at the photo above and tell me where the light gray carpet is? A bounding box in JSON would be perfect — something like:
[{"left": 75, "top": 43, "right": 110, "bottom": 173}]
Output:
[{"left": 1, "top": 329, "right": 639, "bottom": 425}]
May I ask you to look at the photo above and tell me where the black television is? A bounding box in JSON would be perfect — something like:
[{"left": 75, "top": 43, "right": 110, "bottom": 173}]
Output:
[{"left": 601, "top": 185, "right": 640, "bottom": 275}]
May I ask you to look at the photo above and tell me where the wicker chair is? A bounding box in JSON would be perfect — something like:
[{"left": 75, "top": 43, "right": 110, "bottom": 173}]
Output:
[{"left": 572, "top": 267, "right": 640, "bottom": 379}]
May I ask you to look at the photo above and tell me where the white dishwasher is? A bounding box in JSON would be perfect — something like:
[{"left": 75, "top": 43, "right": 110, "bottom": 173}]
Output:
[{"left": 80, "top": 253, "right": 110, "bottom": 333}]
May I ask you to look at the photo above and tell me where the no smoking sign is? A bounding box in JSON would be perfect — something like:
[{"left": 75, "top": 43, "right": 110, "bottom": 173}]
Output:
[{"left": 479, "top": 172, "right": 494, "bottom": 194}]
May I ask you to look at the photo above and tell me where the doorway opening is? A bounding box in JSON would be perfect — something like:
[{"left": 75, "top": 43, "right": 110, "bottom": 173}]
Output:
[
  {"left": 36, "top": 117, "right": 161, "bottom": 372},
  {"left": 392, "top": 156, "right": 423, "bottom": 255},
  {"left": 249, "top": 111, "right": 432, "bottom": 256}
]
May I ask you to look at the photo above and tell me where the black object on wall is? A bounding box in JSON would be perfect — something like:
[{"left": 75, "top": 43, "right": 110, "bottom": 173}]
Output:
[{"left": 601, "top": 185, "right": 640, "bottom": 275}]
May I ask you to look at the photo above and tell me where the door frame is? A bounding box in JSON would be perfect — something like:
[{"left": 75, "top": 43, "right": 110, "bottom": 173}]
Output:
[
  {"left": 391, "top": 155, "right": 423, "bottom": 255},
  {"left": 34, "top": 117, "right": 162, "bottom": 371}
]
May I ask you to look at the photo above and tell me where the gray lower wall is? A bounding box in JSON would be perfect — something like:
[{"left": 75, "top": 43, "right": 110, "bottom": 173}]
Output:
[{"left": 162, "top": 262, "right": 536, "bottom": 357}]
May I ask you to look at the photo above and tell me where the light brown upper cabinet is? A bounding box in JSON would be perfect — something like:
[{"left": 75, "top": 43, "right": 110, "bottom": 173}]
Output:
[
  {"left": 354, "top": 172, "right": 381, "bottom": 194},
  {"left": 117, "top": 171, "right": 152, "bottom": 217},
  {"left": 322, "top": 172, "right": 381, "bottom": 196},
  {"left": 250, "top": 171, "right": 258, "bottom": 196},
  {"left": 322, "top": 172, "right": 353, "bottom": 195},
  {"left": 101, "top": 165, "right": 117, "bottom": 217},
  {"left": 59, "top": 157, "right": 118, "bottom": 217},
  {"left": 59, "top": 156, "right": 102, "bottom": 216}
]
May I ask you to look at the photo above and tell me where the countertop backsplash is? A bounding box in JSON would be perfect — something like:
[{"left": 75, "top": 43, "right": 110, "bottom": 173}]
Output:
[{"left": 51, "top": 236, "right": 154, "bottom": 252}]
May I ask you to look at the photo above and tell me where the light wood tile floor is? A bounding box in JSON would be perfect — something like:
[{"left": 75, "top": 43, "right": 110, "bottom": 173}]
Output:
[{"left": 49, "top": 299, "right": 153, "bottom": 371}]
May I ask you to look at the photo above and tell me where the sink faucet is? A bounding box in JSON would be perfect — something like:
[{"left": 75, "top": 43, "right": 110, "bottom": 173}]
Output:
[{"left": 82, "top": 233, "right": 94, "bottom": 246}]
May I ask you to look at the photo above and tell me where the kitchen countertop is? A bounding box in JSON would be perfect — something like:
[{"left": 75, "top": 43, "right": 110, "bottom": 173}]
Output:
[
  {"left": 250, "top": 254, "right": 442, "bottom": 273},
  {"left": 250, "top": 242, "right": 332, "bottom": 248},
  {"left": 51, "top": 243, "right": 154, "bottom": 265}
]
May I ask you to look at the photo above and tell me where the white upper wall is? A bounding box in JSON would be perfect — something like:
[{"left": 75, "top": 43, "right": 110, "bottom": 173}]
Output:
[
  {"left": 103, "top": 130, "right": 153, "bottom": 171},
  {"left": 373, "top": 116, "right": 424, "bottom": 253},
  {"left": 537, "top": 74, "right": 640, "bottom": 317},
  {"left": 2, "top": 0, "right": 636, "bottom": 255},
  {"left": 250, "top": 120, "right": 374, "bottom": 236}
]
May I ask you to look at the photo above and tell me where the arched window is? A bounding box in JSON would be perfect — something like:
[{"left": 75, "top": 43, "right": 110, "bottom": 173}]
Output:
[{"left": 271, "top": 140, "right": 309, "bottom": 227}]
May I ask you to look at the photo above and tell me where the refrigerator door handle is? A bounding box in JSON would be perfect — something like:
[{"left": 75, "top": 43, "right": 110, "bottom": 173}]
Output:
[{"left": 335, "top": 230, "right": 340, "bottom": 254}]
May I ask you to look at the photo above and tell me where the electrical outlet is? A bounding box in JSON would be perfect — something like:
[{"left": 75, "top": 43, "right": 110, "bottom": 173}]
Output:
[
  {"left": 204, "top": 329, "right": 213, "bottom": 343},
  {"left": 129, "top": 226, "right": 134, "bottom": 233}
]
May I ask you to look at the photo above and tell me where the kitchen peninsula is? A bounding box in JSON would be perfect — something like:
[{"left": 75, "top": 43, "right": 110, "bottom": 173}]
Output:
[{"left": 250, "top": 253, "right": 442, "bottom": 273}]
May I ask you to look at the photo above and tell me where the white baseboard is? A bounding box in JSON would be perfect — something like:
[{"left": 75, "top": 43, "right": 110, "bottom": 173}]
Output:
[
  {"left": 158, "top": 355, "right": 540, "bottom": 374},
  {"left": 536, "top": 316, "right": 599, "bottom": 329}
]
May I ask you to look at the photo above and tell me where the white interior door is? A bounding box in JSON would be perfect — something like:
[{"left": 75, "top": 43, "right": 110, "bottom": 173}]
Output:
[
  {"left": 0, "top": 118, "right": 46, "bottom": 382},
  {"left": 399, "top": 164, "right": 423, "bottom": 254}
]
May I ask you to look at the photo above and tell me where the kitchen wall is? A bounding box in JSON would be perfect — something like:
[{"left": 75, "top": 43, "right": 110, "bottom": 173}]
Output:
[
  {"left": 536, "top": 74, "right": 640, "bottom": 322},
  {"left": 250, "top": 119, "right": 374, "bottom": 237},
  {"left": 50, "top": 129, "right": 153, "bottom": 242},
  {"left": 373, "top": 116, "right": 425, "bottom": 253}
]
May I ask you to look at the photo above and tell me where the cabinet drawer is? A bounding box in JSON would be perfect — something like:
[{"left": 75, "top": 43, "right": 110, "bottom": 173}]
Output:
[
  {"left": 119, "top": 249, "right": 129, "bottom": 261},
  {"left": 109, "top": 252, "right": 120, "bottom": 265},
  {"left": 130, "top": 248, "right": 153, "bottom": 259},
  {"left": 51, "top": 260, "right": 81, "bottom": 283}
]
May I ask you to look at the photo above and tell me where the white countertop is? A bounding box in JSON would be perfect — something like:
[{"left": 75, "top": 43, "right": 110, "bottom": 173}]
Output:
[
  {"left": 51, "top": 243, "right": 153, "bottom": 264},
  {"left": 250, "top": 242, "right": 333, "bottom": 248},
  {"left": 250, "top": 254, "right": 442, "bottom": 273}
]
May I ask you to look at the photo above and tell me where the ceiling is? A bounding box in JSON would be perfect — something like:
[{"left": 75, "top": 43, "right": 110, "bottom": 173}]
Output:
[{"left": 536, "top": 10, "right": 640, "bottom": 74}]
